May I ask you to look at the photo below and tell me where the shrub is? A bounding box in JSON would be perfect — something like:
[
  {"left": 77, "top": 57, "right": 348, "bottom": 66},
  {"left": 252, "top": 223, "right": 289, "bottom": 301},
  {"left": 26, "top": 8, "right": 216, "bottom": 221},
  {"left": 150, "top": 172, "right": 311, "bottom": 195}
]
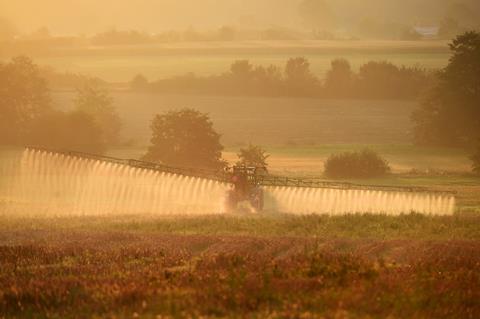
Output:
[
  {"left": 324, "top": 149, "right": 391, "bottom": 179},
  {"left": 28, "top": 110, "right": 106, "bottom": 154}
]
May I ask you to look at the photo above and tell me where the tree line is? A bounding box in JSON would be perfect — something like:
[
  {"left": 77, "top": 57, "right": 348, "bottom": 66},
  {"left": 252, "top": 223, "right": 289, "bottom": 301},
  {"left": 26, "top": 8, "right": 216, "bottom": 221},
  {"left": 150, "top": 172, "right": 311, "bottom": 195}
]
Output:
[
  {"left": 131, "top": 58, "right": 433, "bottom": 100},
  {"left": 140, "top": 32, "right": 480, "bottom": 173},
  {"left": 412, "top": 32, "right": 480, "bottom": 148},
  {"left": 1, "top": 31, "right": 479, "bottom": 173},
  {"left": 2, "top": 0, "right": 479, "bottom": 46},
  {"left": 0, "top": 56, "right": 121, "bottom": 154}
]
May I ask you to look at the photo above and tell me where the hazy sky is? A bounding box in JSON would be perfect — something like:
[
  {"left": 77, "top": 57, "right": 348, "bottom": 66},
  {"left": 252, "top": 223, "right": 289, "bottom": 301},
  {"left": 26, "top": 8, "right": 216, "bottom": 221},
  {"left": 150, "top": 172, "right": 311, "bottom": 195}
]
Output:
[
  {"left": 0, "top": 0, "right": 300, "bottom": 34},
  {"left": 1, "top": 0, "right": 478, "bottom": 35}
]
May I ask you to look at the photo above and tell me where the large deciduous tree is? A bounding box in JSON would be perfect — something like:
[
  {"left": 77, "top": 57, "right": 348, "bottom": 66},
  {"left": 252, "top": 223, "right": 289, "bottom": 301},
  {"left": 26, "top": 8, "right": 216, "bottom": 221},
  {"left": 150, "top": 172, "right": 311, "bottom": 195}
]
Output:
[
  {"left": 412, "top": 31, "right": 480, "bottom": 147},
  {"left": 0, "top": 56, "right": 108, "bottom": 153},
  {"left": 324, "top": 59, "right": 355, "bottom": 97},
  {"left": 143, "top": 108, "right": 225, "bottom": 169},
  {"left": 284, "top": 57, "right": 318, "bottom": 96},
  {"left": 0, "top": 56, "right": 50, "bottom": 144}
]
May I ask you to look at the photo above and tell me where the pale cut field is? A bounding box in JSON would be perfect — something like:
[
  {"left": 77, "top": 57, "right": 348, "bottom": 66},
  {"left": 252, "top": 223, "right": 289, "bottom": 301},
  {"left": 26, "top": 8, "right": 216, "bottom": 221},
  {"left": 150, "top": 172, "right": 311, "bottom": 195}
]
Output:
[
  {"left": 53, "top": 92, "right": 417, "bottom": 146},
  {"left": 224, "top": 144, "right": 472, "bottom": 175}
]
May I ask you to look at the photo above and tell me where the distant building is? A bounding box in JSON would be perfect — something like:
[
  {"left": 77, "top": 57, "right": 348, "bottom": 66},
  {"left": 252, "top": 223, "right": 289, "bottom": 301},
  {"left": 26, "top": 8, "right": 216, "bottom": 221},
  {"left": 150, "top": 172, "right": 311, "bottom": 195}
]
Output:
[{"left": 414, "top": 26, "right": 440, "bottom": 39}]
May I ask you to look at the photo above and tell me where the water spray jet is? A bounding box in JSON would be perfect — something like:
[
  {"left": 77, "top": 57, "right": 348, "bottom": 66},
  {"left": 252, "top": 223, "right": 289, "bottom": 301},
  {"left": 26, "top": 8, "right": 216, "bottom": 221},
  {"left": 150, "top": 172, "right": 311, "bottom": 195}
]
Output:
[{"left": 0, "top": 148, "right": 456, "bottom": 216}]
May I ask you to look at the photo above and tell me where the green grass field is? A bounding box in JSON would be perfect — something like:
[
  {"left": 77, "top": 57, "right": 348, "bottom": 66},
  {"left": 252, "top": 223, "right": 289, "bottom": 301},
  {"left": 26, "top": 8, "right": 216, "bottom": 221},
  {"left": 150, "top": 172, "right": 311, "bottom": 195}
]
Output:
[{"left": 2, "top": 214, "right": 479, "bottom": 240}]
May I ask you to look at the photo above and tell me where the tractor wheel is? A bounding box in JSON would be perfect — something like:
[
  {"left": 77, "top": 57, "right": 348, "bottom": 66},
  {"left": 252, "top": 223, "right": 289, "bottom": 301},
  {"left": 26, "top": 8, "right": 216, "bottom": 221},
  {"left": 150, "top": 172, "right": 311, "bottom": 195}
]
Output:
[
  {"left": 225, "top": 190, "right": 238, "bottom": 212},
  {"left": 250, "top": 188, "right": 264, "bottom": 212}
]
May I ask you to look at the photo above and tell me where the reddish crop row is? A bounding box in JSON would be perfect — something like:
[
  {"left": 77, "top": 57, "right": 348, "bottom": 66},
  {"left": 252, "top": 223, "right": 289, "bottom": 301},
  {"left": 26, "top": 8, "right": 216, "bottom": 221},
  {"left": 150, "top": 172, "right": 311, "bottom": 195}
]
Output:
[{"left": 0, "top": 234, "right": 479, "bottom": 318}]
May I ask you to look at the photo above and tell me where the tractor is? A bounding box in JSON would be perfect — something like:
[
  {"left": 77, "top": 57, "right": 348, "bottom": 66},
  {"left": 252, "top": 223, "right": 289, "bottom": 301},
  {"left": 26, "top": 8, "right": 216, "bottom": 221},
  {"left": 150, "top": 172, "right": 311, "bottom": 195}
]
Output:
[{"left": 225, "top": 165, "right": 267, "bottom": 212}]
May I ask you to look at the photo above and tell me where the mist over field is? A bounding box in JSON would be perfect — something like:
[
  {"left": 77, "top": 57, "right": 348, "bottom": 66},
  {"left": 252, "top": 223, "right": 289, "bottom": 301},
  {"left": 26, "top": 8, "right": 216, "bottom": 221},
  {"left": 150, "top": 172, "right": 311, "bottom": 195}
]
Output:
[{"left": 1, "top": 0, "right": 479, "bottom": 34}]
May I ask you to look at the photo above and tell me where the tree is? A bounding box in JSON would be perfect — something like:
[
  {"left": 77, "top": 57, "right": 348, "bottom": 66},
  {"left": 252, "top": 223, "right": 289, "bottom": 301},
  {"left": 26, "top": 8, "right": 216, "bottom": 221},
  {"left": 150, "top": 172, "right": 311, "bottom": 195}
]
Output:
[
  {"left": 284, "top": 57, "right": 318, "bottom": 96},
  {"left": 143, "top": 108, "right": 225, "bottom": 169},
  {"left": 227, "top": 60, "right": 283, "bottom": 96},
  {"left": 356, "top": 61, "right": 428, "bottom": 99},
  {"left": 412, "top": 31, "right": 480, "bottom": 147},
  {"left": 227, "top": 60, "right": 255, "bottom": 94},
  {"left": 0, "top": 56, "right": 50, "bottom": 144},
  {"left": 230, "top": 60, "right": 254, "bottom": 81},
  {"left": 251, "top": 65, "right": 283, "bottom": 96},
  {"left": 130, "top": 74, "right": 149, "bottom": 91},
  {"left": 29, "top": 110, "right": 106, "bottom": 154},
  {"left": 0, "top": 56, "right": 108, "bottom": 153},
  {"left": 92, "top": 29, "right": 151, "bottom": 46},
  {"left": 298, "top": 0, "right": 336, "bottom": 30},
  {"left": 237, "top": 144, "right": 270, "bottom": 168},
  {"left": 74, "top": 80, "right": 122, "bottom": 145},
  {"left": 324, "top": 59, "right": 355, "bottom": 97},
  {"left": 357, "top": 61, "right": 400, "bottom": 98}
]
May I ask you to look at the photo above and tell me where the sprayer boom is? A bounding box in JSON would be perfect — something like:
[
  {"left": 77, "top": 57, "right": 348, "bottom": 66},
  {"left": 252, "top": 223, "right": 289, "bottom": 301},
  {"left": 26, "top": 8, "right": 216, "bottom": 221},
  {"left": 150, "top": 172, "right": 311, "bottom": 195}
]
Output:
[
  {"left": 15, "top": 147, "right": 456, "bottom": 215},
  {"left": 27, "top": 147, "right": 453, "bottom": 195},
  {"left": 29, "top": 147, "right": 228, "bottom": 182}
]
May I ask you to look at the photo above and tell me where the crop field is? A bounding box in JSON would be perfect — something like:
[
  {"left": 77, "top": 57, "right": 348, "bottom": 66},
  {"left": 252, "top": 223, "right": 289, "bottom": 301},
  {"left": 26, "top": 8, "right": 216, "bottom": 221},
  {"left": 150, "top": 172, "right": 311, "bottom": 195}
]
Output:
[
  {"left": 0, "top": 214, "right": 479, "bottom": 318},
  {"left": 11, "top": 40, "right": 451, "bottom": 82}
]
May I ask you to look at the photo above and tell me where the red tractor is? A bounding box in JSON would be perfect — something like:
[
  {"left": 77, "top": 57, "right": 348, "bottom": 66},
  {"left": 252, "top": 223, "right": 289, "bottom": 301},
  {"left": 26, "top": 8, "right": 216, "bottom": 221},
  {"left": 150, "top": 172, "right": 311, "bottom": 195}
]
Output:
[{"left": 225, "top": 166, "right": 267, "bottom": 212}]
